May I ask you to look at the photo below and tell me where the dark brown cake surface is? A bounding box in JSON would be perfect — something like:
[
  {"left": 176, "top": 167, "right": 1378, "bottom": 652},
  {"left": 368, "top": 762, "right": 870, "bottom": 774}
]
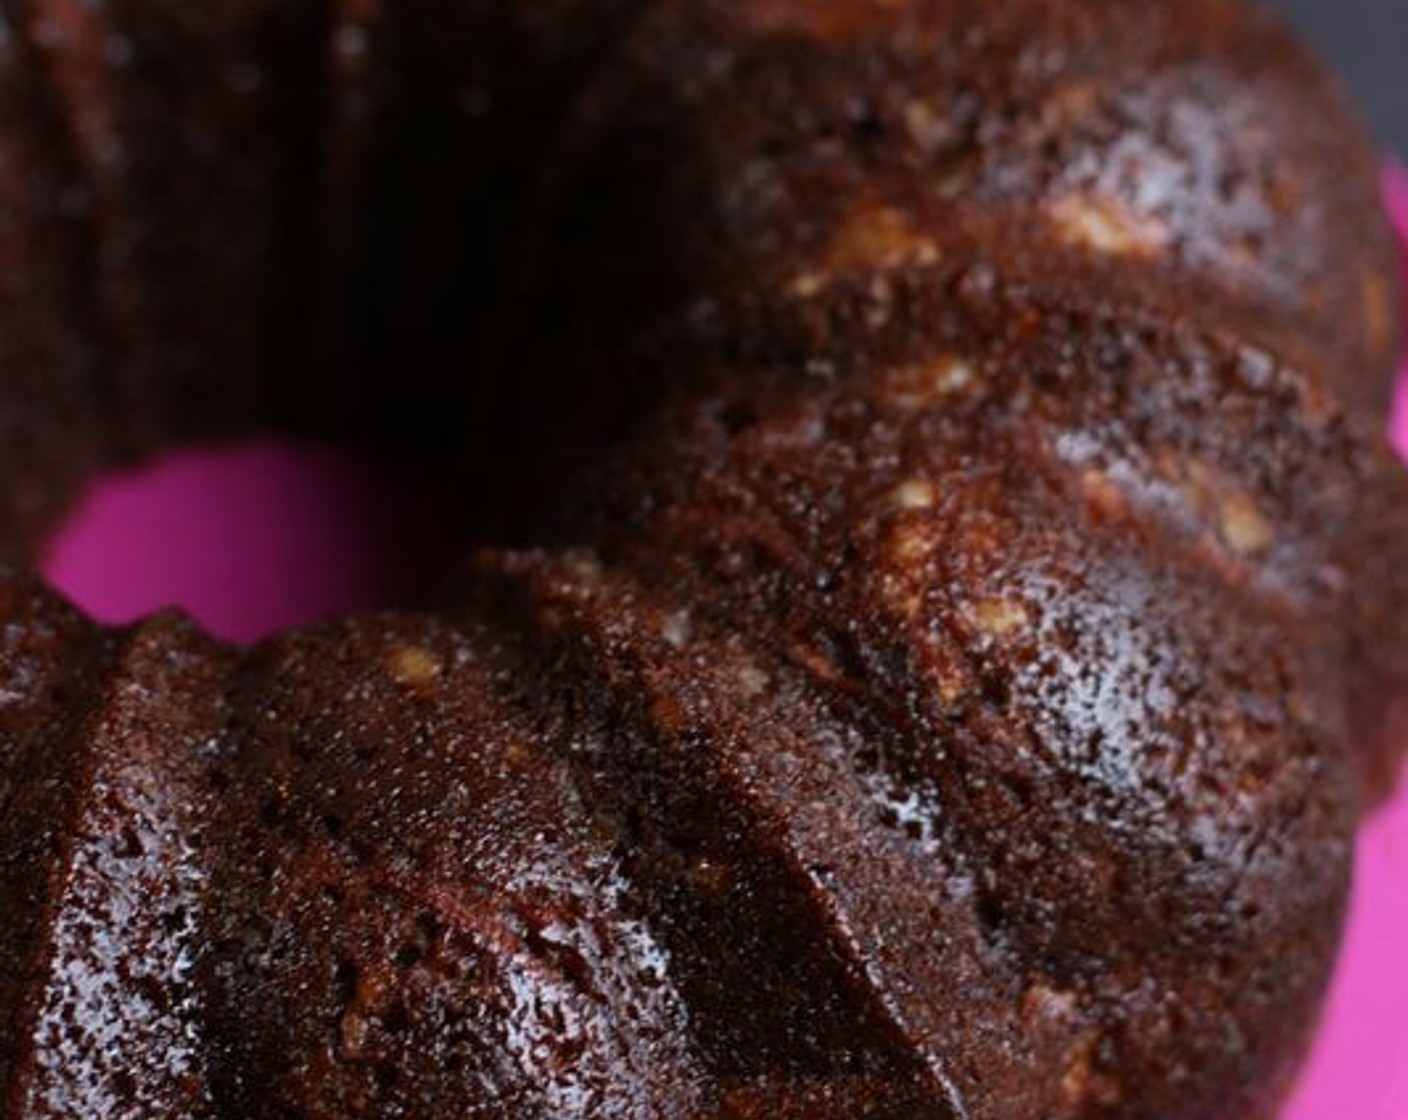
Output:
[{"left": 0, "top": 1, "right": 1405, "bottom": 1118}]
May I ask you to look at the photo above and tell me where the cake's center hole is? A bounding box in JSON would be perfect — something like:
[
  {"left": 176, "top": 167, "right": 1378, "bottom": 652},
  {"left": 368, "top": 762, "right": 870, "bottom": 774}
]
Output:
[{"left": 41, "top": 439, "right": 457, "bottom": 643}]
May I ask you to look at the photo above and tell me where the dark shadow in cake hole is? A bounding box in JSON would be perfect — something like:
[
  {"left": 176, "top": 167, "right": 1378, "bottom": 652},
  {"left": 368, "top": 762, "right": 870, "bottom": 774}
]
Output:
[{"left": 40, "top": 437, "right": 459, "bottom": 643}]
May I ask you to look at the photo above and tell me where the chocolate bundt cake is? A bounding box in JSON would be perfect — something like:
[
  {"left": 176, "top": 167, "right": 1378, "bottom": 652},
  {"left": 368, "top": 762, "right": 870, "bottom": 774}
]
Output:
[{"left": 1, "top": 1, "right": 1406, "bottom": 1117}]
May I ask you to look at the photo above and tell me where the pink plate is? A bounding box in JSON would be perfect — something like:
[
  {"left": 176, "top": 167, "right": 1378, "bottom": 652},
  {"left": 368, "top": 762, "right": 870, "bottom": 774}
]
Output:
[
  {"left": 39, "top": 170, "right": 1408, "bottom": 1120},
  {"left": 1281, "top": 166, "right": 1408, "bottom": 1120}
]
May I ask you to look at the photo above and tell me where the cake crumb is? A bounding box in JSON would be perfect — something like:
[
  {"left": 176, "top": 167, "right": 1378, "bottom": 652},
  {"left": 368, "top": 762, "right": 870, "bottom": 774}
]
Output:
[
  {"left": 1051, "top": 194, "right": 1168, "bottom": 257},
  {"left": 1020, "top": 982, "right": 1079, "bottom": 1024},
  {"left": 736, "top": 661, "right": 771, "bottom": 698},
  {"left": 792, "top": 201, "right": 940, "bottom": 297},
  {"left": 503, "top": 740, "right": 535, "bottom": 770},
  {"left": 1218, "top": 491, "right": 1273, "bottom": 556},
  {"left": 970, "top": 596, "right": 1028, "bottom": 637},
  {"left": 891, "top": 478, "right": 937, "bottom": 511},
  {"left": 1061, "top": 1030, "right": 1124, "bottom": 1107},
  {"left": 889, "top": 355, "right": 975, "bottom": 407},
  {"left": 387, "top": 645, "right": 442, "bottom": 689},
  {"left": 1079, "top": 468, "right": 1128, "bottom": 520},
  {"left": 662, "top": 610, "right": 692, "bottom": 648},
  {"left": 889, "top": 522, "right": 933, "bottom": 565}
]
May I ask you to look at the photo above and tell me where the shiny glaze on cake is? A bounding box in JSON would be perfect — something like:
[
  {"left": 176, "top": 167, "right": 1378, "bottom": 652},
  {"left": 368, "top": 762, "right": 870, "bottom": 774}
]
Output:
[{"left": 0, "top": 1, "right": 1405, "bottom": 1117}]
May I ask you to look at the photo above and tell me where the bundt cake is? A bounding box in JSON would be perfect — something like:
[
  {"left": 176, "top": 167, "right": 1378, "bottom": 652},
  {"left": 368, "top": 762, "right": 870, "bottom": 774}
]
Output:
[{"left": 1, "top": 0, "right": 1406, "bottom": 1117}]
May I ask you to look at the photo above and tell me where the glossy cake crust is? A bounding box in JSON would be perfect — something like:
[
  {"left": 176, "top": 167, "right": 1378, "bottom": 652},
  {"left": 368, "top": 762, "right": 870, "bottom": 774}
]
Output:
[{"left": 0, "top": 1, "right": 1405, "bottom": 1118}]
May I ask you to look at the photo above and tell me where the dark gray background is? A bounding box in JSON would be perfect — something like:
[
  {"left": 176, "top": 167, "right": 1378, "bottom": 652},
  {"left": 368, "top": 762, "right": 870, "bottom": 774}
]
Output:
[{"left": 1265, "top": 0, "right": 1406, "bottom": 154}]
